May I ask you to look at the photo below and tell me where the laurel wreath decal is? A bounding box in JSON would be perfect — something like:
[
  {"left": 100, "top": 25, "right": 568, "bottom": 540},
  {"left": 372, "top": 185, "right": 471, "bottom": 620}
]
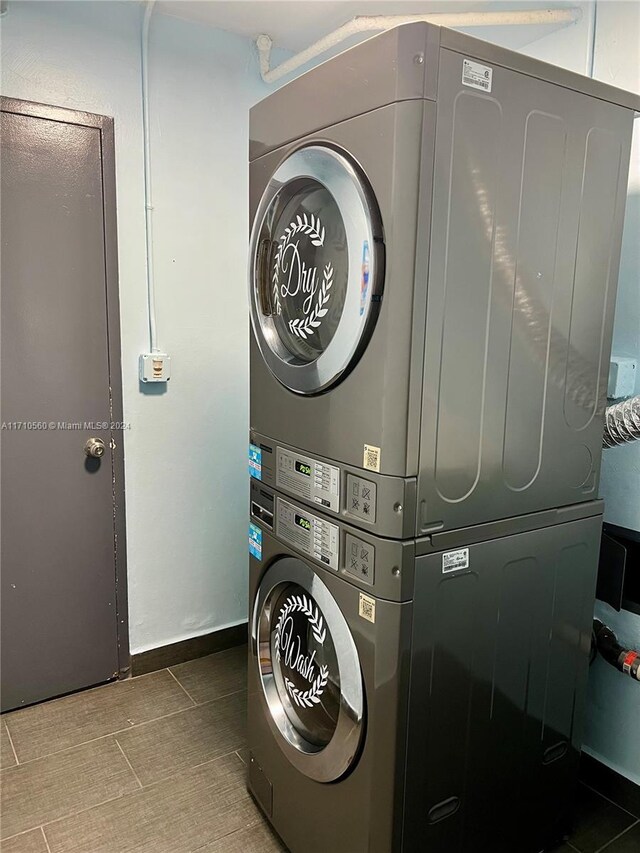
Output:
[
  {"left": 274, "top": 593, "right": 329, "bottom": 708},
  {"left": 272, "top": 212, "right": 333, "bottom": 338},
  {"left": 274, "top": 594, "right": 326, "bottom": 659},
  {"left": 288, "top": 263, "right": 333, "bottom": 339},
  {"left": 285, "top": 666, "right": 329, "bottom": 708}
]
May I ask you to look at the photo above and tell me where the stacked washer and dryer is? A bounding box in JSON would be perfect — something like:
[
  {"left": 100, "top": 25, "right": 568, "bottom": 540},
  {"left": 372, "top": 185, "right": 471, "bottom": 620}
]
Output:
[{"left": 245, "top": 23, "right": 639, "bottom": 853}]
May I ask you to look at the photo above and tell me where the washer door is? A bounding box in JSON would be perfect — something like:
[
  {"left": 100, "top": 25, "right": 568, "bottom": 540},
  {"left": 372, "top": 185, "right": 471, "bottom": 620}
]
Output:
[
  {"left": 249, "top": 145, "right": 383, "bottom": 395},
  {"left": 252, "top": 557, "right": 365, "bottom": 782}
]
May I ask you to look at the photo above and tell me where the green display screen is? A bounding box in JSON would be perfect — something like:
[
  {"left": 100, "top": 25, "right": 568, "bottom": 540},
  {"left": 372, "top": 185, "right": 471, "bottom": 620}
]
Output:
[
  {"left": 295, "top": 513, "right": 311, "bottom": 531},
  {"left": 295, "top": 460, "right": 312, "bottom": 477}
]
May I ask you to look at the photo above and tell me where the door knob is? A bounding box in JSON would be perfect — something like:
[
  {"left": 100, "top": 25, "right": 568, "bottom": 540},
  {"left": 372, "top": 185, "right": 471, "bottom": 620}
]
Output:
[{"left": 84, "top": 437, "right": 106, "bottom": 458}]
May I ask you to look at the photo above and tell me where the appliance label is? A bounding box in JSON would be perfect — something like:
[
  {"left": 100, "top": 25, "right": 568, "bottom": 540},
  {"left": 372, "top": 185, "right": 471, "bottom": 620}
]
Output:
[
  {"left": 462, "top": 58, "right": 493, "bottom": 92},
  {"left": 363, "top": 444, "right": 381, "bottom": 472},
  {"left": 249, "top": 523, "right": 262, "bottom": 560},
  {"left": 249, "top": 444, "right": 262, "bottom": 481},
  {"left": 442, "top": 548, "right": 469, "bottom": 573},
  {"left": 358, "top": 593, "right": 376, "bottom": 623},
  {"left": 276, "top": 447, "right": 340, "bottom": 513}
]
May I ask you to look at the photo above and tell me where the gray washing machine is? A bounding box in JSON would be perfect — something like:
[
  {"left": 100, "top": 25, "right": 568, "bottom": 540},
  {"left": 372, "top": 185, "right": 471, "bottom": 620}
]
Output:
[
  {"left": 247, "top": 481, "right": 603, "bottom": 853},
  {"left": 248, "top": 23, "right": 640, "bottom": 535}
]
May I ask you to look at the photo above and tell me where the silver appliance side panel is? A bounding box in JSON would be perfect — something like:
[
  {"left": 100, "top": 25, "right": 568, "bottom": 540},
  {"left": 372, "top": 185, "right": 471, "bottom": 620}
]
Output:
[
  {"left": 403, "top": 513, "right": 602, "bottom": 852},
  {"left": 417, "top": 47, "right": 634, "bottom": 534}
]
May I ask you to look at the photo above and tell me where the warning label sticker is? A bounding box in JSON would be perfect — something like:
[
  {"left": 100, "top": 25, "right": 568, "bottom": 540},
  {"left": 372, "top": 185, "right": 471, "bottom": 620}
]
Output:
[
  {"left": 462, "top": 58, "right": 493, "bottom": 93},
  {"left": 249, "top": 523, "right": 262, "bottom": 560},
  {"left": 359, "top": 593, "right": 376, "bottom": 623},
  {"left": 363, "top": 444, "right": 381, "bottom": 472},
  {"left": 249, "top": 444, "right": 262, "bottom": 481},
  {"left": 442, "top": 547, "right": 469, "bottom": 574}
]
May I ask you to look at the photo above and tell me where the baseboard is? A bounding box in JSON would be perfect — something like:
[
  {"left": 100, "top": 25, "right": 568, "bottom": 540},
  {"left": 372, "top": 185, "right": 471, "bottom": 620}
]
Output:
[
  {"left": 131, "top": 622, "right": 248, "bottom": 677},
  {"left": 580, "top": 752, "right": 640, "bottom": 818}
]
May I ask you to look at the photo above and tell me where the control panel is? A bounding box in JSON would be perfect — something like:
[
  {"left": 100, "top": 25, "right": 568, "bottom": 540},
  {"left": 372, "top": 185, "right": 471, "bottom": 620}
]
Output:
[
  {"left": 250, "top": 432, "right": 413, "bottom": 539},
  {"left": 276, "top": 497, "right": 339, "bottom": 571},
  {"left": 276, "top": 447, "right": 340, "bottom": 513}
]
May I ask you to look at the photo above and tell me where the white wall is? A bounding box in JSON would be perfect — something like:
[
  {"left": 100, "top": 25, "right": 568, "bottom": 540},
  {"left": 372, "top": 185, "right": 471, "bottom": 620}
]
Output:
[{"left": 1, "top": 0, "right": 268, "bottom": 654}]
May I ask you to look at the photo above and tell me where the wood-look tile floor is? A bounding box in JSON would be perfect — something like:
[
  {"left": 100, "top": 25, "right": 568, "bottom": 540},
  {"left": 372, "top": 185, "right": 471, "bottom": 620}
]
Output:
[
  {"left": 0, "top": 646, "right": 285, "bottom": 853},
  {"left": 1, "top": 645, "right": 638, "bottom": 853}
]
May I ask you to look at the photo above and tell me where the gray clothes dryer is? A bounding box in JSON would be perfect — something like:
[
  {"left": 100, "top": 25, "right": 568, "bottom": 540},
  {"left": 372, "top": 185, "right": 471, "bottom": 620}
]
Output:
[
  {"left": 247, "top": 481, "right": 603, "bottom": 853},
  {"left": 248, "top": 23, "right": 640, "bottom": 537}
]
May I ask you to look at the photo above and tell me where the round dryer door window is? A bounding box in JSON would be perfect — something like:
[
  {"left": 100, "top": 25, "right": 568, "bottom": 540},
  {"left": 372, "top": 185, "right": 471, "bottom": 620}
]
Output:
[
  {"left": 252, "top": 557, "right": 365, "bottom": 782},
  {"left": 249, "top": 145, "right": 384, "bottom": 395}
]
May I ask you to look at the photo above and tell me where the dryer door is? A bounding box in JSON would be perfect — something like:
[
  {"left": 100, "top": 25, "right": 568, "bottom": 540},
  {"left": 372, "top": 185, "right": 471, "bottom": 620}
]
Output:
[
  {"left": 252, "top": 556, "right": 365, "bottom": 782},
  {"left": 249, "top": 145, "right": 384, "bottom": 394}
]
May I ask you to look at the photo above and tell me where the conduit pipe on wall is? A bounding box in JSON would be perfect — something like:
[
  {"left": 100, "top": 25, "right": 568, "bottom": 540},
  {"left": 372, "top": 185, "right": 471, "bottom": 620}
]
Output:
[
  {"left": 603, "top": 396, "right": 640, "bottom": 448},
  {"left": 142, "top": 0, "right": 160, "bottom": 352},
  {"left": 256, "top": 8, "right": 583, "bottom": 83}
]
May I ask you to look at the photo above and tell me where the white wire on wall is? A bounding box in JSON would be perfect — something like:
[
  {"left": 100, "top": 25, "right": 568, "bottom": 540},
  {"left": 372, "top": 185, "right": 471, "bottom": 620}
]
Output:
[{"left": 141, "top": 0, "right": 159, "bottom": 353}]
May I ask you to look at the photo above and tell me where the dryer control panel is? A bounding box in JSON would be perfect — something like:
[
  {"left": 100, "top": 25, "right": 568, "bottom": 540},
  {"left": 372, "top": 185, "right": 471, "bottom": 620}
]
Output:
[
  {"left": 276, "top": 497, "right": 339, "bottom": 571},
  {"left": 276, "top": 447, "right": 340, "bottom": 513}
]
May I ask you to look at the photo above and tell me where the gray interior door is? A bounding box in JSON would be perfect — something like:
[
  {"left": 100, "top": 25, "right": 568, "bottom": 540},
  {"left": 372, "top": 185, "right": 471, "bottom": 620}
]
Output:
[{"left": 1, "top": 100, "right": 126, "bottom": 711}]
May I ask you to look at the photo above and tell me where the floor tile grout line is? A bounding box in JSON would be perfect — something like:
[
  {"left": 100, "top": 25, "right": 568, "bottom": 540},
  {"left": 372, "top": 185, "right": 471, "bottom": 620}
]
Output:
[
  {"left": 0, "top": 790, "right": 134, "bottom": 846},
  {"left": 166, "top": 667, "right": 198, "bottom": 705},
  {"left": 4, "top": 720, "right": 20, "bottom": 766},
  {"left": 581, "top": 781, "right": 640, "bottom": 820},
  {"left": 0, "top": 688, "right": 247, "bottom": 770},
  {"left": 0, "top": 826, "right": 45, "bottom": 844},
  {"left": 595, "top": 818, "right": 640, "bottom": 853},
  {"left": 141, "top": 744, "right": 248, "bottom": 790},
  {"left": 36, "top": 789, "right": 139, "bottom": 840},
  {"left": 40, "top": 825, "right": 53, "bottom": 853},
  {"left": 114, "top": 736, "right": 144, "bottom": 789},
  {"left": 0, "top": 747, "right": 252, "bottom": 845}
]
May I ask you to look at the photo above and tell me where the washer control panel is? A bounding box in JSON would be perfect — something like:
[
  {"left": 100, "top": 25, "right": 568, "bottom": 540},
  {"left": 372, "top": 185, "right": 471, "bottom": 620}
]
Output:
[
  {"left": 276, "top": 497, "right": 339, "bottom": 571},
  {"left": 276, "top": 447, "right": 340, "bottom": 513}
]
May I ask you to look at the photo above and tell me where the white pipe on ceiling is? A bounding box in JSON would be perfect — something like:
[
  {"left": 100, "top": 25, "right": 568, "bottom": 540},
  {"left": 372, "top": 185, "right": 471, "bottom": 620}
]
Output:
[{"left": 256, "top": 8, "right": 583, "bottom": 83}]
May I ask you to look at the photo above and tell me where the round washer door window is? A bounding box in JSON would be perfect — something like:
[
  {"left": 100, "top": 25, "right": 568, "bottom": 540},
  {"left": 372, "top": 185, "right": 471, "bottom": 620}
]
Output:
[
  {"left": 249, "top": 145, "right": 384, "bottom": 395},
  {"left": 252, "top": 557, "right": 365, "bottom": 782}
]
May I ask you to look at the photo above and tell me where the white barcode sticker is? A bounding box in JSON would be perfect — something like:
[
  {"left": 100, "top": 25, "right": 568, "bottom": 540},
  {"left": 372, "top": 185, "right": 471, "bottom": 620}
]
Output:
[
  {"left": 462, "top": 59, "right": 492, "bottom": 92},
  {"left": 442, "top": 548, "right": 469, "bottom": 573},
  {"left": 363, "top": 444, "right": 381, "bottom": 472},
  {"left": 359, "top": 593, "right": 376, "bottom": 623}
]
